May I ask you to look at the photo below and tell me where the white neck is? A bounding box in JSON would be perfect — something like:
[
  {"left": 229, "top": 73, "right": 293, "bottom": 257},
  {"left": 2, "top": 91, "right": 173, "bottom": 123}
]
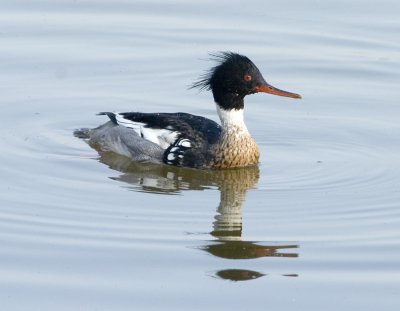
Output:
[{"left": 216, "top": 106, "right": 249, "bottom": 133}]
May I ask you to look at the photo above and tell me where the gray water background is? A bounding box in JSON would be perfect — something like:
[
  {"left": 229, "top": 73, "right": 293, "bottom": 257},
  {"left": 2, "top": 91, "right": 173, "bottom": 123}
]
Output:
[{"left": 0, "top": 0, "right": 399, "bottom": 310}]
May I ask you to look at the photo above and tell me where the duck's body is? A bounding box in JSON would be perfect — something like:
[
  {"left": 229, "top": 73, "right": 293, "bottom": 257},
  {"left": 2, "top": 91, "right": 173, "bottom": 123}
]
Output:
[{"left": 76, "top": 52, "right": 300, "bottom": 169}]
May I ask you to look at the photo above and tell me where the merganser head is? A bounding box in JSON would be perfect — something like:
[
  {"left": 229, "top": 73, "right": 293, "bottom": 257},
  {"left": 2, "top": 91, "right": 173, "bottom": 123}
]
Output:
[{"left": 191, "top": 52, "right": 301, "bottom": 110}]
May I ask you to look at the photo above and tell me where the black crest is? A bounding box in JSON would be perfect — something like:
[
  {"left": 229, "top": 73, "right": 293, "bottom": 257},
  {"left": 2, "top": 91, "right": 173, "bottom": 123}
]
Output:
[
  {"left": 190, "top": 52, "right": 267, "bottom": 110},
  {"left": 190, "top": 52, "right": 256, "bottom": 91}
]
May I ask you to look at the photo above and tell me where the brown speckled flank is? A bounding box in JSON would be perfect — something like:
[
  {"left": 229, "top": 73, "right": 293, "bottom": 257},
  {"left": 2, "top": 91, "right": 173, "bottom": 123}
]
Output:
[{"left": 210, "top": 127, "right": 260, "bottom": 169}]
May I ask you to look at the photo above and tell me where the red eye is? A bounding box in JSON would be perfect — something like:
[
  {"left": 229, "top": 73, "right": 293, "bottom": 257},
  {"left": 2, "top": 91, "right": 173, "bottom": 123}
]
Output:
[{"left": 244, "top": 74, "right": 252, "bottom": 81}]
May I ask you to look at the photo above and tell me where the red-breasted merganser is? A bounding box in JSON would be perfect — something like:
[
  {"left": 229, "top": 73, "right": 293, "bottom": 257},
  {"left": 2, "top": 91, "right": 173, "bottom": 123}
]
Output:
[{"left": 75, "top": 52, "right": 301, "bottom": 169}]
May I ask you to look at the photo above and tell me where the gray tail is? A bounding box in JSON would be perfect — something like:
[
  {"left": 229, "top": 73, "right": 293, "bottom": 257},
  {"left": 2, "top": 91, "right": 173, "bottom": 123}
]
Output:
[{"left": 73, "top": 128, "right": 91, "bottom": 139}]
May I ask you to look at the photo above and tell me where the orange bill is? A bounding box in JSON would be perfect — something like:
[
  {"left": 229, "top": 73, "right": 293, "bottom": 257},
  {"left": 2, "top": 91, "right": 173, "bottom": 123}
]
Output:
[{"left": 255, "top": 84, "right": 301, "bottom": 99}]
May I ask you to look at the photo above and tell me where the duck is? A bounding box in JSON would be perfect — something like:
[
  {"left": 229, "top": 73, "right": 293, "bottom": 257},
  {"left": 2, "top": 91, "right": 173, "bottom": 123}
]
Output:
[{"left": 75, "top": 52, "right": 301, "bottom": 169}]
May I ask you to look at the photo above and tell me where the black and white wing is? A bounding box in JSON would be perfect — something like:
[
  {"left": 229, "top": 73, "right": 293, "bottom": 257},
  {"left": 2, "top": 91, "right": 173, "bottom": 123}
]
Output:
[{"left": 99, "top": 112, "right": 222, "bottom": 168}]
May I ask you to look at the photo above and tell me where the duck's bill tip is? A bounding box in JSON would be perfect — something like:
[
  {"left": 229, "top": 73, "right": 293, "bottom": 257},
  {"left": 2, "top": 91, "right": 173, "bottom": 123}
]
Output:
[{"left": 255, "top": 84, "right": 301, "bottom": 99}]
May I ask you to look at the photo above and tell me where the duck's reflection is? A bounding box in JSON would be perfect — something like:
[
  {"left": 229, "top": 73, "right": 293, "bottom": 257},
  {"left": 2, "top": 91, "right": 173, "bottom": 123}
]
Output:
[
  {"left": 97, "top": 151, "right": 299, "bottom": 281},
  {"left": 215, "top": 269, "right": 265, "bottom": 281}
]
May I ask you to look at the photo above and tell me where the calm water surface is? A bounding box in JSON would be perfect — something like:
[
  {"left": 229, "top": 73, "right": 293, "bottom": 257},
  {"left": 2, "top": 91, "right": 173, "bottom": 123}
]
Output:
[{"left": 1, "top": 0, "right": 399, "bottom": 310}]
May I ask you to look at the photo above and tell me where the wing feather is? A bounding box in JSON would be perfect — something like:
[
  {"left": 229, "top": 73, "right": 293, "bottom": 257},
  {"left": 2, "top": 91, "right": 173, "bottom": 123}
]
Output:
[{"left": 99, "top": 112, "right": 222, "bottom": 167}]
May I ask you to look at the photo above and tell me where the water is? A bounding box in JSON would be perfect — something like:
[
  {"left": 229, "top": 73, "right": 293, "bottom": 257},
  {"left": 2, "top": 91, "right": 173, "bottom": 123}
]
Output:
[{"left": 1, "top": 0, "right": 399, "bottom": 310}]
